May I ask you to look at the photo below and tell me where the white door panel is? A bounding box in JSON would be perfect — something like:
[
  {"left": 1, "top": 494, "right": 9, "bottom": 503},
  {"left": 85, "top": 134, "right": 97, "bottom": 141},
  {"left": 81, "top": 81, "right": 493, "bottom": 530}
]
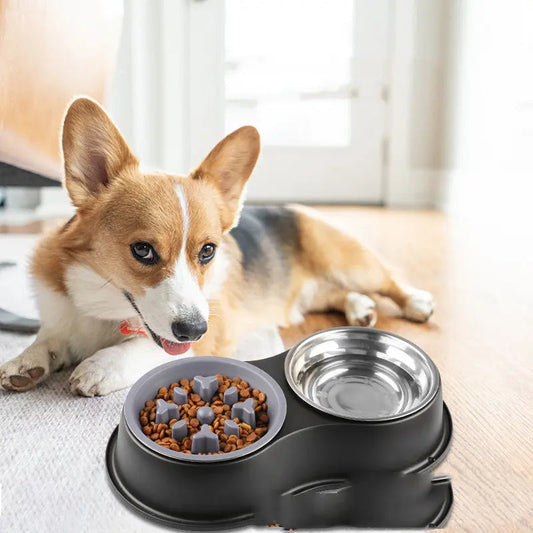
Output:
[{"left": 190, "top": 0, "right": 391, "bottom": 203}]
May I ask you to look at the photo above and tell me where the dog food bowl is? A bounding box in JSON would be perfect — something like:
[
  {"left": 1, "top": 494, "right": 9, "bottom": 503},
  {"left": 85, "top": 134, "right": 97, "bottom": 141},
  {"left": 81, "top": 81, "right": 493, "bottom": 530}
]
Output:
[
  {"left": 285, "top": 327, "right": 439, "bottom": 421},
  {"left": 107, "top": 327, "right": 453, "bottom": 530},
  {"left": 123, "top": 357, "right": 286, "bottom": 462}
]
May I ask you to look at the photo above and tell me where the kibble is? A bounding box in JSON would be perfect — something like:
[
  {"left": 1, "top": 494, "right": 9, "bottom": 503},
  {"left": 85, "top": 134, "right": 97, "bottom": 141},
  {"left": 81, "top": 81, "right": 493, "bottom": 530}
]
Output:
[{"left": 139, "top": 373, "right": 269, "bottom": 454}]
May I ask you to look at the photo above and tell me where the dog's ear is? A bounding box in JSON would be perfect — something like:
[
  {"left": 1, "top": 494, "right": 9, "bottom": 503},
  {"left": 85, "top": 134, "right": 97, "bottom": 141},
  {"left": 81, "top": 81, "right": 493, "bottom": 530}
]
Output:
[
  {"left": 61, "top": 97, "right": 138, "bottom": 207},
  {"left": 192, "top": 126, "right": 260, "bottom": 231}
]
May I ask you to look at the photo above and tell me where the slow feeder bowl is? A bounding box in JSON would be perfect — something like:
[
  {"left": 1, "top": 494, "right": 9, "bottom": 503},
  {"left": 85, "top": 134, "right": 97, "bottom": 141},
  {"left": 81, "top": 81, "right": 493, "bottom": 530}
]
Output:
[
  {"left": 107, "top": 327, "right": 453, "bottom": 530},
  {"left": 121, "top": 357, "right": 286, "bottom": 462}
]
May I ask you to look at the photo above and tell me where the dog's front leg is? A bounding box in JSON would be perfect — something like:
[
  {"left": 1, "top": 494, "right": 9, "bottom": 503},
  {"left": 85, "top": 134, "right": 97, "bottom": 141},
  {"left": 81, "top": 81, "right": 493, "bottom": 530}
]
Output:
[
  {"left": 0, "top": 335, "right": 68, "bottom": 391},
  {"left": 69, "top": 336, "right": 178, "bottom": 397}
]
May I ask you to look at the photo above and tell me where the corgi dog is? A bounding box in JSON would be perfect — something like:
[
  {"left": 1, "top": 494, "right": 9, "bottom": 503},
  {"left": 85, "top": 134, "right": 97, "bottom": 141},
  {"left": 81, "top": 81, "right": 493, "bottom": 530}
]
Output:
[{"left": 0, "top": 98, "right": 434, "bottom": 396}]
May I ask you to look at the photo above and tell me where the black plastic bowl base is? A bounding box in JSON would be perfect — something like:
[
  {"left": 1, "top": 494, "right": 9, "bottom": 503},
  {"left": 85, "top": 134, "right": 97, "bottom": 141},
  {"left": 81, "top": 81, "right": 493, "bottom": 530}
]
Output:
[
  {"left": 106, "top": 427, "right": 256, "bottom": 531},
  {"left": 106, "top": 328, "right": 453, "bottom": 530},
  {"left": 106, "top": 425, "right": 453, "bottom": 530}
]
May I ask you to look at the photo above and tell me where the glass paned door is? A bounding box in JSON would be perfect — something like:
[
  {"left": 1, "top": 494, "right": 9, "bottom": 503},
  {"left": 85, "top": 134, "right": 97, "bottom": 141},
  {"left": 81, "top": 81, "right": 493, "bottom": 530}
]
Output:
[{"left": 189, "top": 0, "right": 391, "bottom": 203}]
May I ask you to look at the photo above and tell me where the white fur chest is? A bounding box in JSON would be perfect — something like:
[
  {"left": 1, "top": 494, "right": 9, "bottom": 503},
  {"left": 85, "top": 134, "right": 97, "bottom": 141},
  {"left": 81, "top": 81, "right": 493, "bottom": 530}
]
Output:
[{"left": 34, "top": 278, "right": 125, "bottom": 363}]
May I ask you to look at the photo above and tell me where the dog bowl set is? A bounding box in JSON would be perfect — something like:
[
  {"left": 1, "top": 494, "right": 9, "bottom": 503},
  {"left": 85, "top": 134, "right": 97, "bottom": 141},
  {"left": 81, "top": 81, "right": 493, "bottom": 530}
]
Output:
[{"left": 106, "top": 327, "right": 453, "bottom": 529}]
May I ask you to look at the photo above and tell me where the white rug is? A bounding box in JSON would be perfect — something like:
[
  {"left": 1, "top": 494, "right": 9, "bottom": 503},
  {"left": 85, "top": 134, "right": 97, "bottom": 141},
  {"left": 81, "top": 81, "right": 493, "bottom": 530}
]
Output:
[
  {"left": 0, "top": 236, "right": 167, "bottom": 532},
  {"left": 0, "top": 235, "right": 388, "bottom": 533}
]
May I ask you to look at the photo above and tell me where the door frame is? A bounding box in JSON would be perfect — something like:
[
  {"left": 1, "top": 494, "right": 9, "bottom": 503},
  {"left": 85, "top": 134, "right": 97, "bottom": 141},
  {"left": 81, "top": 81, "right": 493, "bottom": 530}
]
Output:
[
  {"left": 188, "top": 0, "right": 391, "bottom": 204},
  {"left": 110, "top": 0, "right": 431, "bottom": 206},
  {"left": 385, "top": 0, "right": 436, "bottom": 207}
]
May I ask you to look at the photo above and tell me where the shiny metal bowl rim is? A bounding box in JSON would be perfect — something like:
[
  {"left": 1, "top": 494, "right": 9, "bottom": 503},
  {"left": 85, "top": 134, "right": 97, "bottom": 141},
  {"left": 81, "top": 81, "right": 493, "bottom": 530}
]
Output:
[{"left": 284, "top": 326, "right": 441, "bottom": 422}]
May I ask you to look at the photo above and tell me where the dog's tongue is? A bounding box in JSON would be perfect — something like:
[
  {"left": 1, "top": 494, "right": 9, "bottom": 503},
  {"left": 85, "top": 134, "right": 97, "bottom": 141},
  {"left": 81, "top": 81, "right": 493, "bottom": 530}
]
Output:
[
  {"left": 121, "top": 320, "right": 192, "bottom": 355},
  {"left": 161, "top": 338, "right": 192, "bottom": 356}
]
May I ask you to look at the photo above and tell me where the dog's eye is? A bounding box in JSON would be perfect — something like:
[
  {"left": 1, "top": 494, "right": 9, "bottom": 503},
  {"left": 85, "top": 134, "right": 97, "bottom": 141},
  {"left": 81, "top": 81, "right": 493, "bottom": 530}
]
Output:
[
  {"left": 130, "top": 242, "right": 159, "bottom": 265},
  {"left": 198, "top": 243, "right": 216, "bottom": 264}
]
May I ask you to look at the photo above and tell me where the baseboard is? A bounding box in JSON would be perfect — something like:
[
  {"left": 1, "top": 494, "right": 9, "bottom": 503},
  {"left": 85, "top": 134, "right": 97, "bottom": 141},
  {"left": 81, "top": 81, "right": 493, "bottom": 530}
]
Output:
[
  {"left": 436, "top": 168, "right": 532, "bottom": 217},
  {"left": 385, "top": 169, "right": 443, "bottom": 208}
]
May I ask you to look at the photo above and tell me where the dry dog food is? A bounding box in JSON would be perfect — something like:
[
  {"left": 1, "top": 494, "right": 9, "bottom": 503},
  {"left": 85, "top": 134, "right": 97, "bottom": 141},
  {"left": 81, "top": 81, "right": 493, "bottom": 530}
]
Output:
[{"left": 139, "top": 374, "right": 269, "bottom": 454}]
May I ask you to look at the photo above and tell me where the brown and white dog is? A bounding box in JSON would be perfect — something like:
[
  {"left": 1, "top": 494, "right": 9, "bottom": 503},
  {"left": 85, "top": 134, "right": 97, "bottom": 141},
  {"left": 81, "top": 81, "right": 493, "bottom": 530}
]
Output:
[{"left": 0, "top": 98, "right": 434, "bottom": 396}]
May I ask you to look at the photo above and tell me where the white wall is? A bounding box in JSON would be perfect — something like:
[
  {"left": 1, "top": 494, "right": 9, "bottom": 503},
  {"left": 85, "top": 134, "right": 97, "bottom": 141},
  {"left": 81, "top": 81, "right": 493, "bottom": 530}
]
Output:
[
  {"left": 440, "top": 0, "right": 533, "bottom": 217},
  {"left": 388, "top": 0, "right": 533, "bottom": 212}
]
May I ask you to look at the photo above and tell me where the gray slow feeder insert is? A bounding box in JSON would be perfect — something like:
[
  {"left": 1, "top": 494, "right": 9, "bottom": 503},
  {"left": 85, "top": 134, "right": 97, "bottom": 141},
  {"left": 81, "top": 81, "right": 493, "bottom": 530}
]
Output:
[
  {"left": 148, "top": 372, "right": 269, "bottom": 456},
  {"left": 197, "top": 406, "right": 215, "bottom": 425},
  {"left": 192, "top": 424, "right": 220, "bottom": 453},
  {"left": 155, "top": 399, "right": 179, "bottom": 424},
  {"left": 223, "top": 386, "right": 239, "bottom": 406},
  {"left": 223, "top": 419, "right": 240, "bottom": 437},
  {"left": 171, "top": 420, "right": 188, "bottom": 441},
  {"left": 172, "top": 387, "right": 188, "bottom": 405},
  {"left": 193, "top": 375, "right": 219, "bottom": 402},
  {"left": 120, "top": 356, "right": 285, "bottom": 463},
  {"left": 231, "top": 398, "right": 256, "bottom": 428}
]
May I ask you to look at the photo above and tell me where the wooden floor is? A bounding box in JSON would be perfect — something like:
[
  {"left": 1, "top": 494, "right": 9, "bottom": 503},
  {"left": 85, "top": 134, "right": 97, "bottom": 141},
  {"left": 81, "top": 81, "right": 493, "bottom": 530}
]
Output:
[
  {"left": 4, "top": 206, "right": 532, "bottom": 531},
  {"left": 280, "top": 207, "right": 533, "bottom": 532},
  {"left": 283, "top": 208, "right": 533, "bottom": 533}
]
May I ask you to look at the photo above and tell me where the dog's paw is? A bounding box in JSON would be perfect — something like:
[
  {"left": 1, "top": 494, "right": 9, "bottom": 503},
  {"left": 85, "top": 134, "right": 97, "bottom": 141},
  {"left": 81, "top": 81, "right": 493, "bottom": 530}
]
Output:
[
  {"left": 403, "top": 289, "right": 434, "bottom": 323},
  {"left": 345, "top": 293, "right": 377, "bottom": 327},
  {"left": 69, "top": 351, "right": 125, "bottom": 397},
  {"left": 0, "top": 364, "right": 45, "bottom": 392},
  {"left": 0, "top": 348, "right": 50, "bottom": 392}
]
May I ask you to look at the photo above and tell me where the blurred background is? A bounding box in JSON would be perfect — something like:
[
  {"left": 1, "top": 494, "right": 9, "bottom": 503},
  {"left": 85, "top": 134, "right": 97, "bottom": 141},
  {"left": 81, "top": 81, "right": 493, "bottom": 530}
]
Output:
[{"left": 1, "top": 0, "right": 532, "bottom": 220}]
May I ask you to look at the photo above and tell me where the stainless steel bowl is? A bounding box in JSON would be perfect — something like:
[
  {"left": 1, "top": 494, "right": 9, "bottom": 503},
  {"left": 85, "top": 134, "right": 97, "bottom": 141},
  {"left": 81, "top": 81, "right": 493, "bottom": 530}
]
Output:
[{"left": 284, "top": 327, "right": 440, "bottom": 422}]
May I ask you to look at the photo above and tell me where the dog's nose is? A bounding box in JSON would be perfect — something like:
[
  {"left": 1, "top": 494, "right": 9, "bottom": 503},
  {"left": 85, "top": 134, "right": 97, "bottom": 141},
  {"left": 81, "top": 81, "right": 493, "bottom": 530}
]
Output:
[{"left": 171, "top": 318, "right": 207, "bottom": 342}]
